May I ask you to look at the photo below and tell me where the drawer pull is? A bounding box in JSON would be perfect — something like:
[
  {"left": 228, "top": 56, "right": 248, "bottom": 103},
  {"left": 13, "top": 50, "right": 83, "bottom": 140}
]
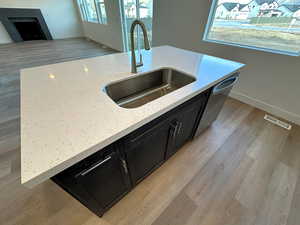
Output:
[
  {"left": 80, "top": 156, "right": 112, "bottom": 176},
  {"left": 121, "top": 159, "right": 128, "bottom": 174},
  {"left": 177, "top": 122, "right": 182, "bottom": 135},
  {"left": 171, "top": 121, "right": 179, "bottom": 140}
]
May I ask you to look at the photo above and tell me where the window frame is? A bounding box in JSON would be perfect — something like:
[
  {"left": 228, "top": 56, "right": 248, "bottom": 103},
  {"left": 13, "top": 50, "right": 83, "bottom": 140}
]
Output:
[
  {"left": 95, "top": 0, "right": 108, "bottom": 24},
  {"left": 77, "top": 0, "right": 108, "bottom": 25},
  {"left": 203, "top": 0, "right": 300, "bottom": 56},
  {"left": 77, "top": 0, "right": 88, "bottom": 21},
  {"left": 120, "top": 0, "right": 154, "bottom": 52}
]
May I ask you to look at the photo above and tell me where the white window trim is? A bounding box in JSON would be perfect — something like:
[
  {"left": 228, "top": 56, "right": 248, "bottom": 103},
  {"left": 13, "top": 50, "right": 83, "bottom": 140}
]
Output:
[{"left": 77, "top": 0, "right": 108, "bottom": 25}]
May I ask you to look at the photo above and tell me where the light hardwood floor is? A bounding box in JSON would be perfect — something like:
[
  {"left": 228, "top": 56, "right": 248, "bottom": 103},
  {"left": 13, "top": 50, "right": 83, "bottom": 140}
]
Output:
[{"left": 1, "top": 39, "right": 300, "bottom": 225}]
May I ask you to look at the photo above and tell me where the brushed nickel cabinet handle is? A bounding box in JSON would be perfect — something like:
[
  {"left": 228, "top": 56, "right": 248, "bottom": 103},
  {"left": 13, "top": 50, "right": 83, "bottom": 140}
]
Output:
[
  {"left": 177, "top": 122, "right": 182, "bottom": 135},
  {"left": 173, "top": 123, "right": 179, "bottom": 139},
  {"left": 80, "top": 156, "right": 112, "bottom": 176},
  {"left": 121, "top": 159, "right": 128, "bottom": 174}
]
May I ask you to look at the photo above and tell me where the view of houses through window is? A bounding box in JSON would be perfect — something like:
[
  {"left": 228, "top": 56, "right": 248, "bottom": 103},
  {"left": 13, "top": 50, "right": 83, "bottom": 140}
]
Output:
[
  {"left": 77, "top": 0, "right": 107, "bottom": 24},
  {"left": 205, "top": 0, "right": 300, "bottom": 55}
]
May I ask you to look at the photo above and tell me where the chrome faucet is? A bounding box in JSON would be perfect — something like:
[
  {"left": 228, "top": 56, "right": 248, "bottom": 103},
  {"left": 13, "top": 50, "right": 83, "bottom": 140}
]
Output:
[{"left": 130, "top": 20, "right": 150, "bottom": 73}]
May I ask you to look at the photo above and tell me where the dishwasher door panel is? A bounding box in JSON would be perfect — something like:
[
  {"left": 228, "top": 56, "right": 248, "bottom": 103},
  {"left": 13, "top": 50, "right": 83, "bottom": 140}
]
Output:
[{"left": 195, "top": 74, "right": 239, "bottom": 137}]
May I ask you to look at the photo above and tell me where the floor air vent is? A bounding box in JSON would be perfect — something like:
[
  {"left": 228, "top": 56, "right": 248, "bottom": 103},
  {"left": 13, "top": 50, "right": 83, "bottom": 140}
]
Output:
[{"left": 264, "top": 114, "right": 292, "bottom": 130}]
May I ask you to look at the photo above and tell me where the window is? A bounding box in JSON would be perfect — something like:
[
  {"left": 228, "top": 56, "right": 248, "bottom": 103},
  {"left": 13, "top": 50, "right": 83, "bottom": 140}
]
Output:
[
  {"left": 204, "top": 0, "right": 300, "bottom": 56},
  {"left": 77, "top": 0, "right": 107, "bottom": 24},
  {"left": 121, "top": 0, "right": 153, "bottom": 51},
  {"left": 95, "top": 0, "right": 107, "bottom": 24}
]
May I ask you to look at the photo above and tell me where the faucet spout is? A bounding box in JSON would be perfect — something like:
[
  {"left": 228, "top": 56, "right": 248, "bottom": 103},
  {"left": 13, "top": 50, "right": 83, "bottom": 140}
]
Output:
[{"left": 130, "top": 19, "right": 151, "bottom": 73}]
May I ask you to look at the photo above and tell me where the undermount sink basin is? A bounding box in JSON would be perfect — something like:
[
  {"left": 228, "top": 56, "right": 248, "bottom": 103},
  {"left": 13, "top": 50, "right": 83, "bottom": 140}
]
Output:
[{"left": 104, "top": 68, "right": 196, "bottom": 109}]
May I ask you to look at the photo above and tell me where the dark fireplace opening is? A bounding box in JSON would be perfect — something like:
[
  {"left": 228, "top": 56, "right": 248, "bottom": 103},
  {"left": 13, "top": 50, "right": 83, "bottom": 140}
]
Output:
[
  {"left": 9, "top": 17, "right": 47, "bottom": 41},
  {"left": 0, "top": 8, "right": 52, "bottom": 42}
]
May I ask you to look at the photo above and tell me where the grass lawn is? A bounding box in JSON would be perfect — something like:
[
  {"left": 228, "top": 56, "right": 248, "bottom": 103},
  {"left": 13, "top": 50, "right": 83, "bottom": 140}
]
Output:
[
  {"left": 253, "top": 23, "right": 300, "bottom": 28},
  {"left": 208, "top": 27, "right": 300, "bottom": 53}
]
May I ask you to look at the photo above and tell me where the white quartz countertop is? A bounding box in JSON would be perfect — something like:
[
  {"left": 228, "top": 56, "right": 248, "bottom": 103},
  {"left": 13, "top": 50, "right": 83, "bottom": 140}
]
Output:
[{"left": 21, "top": 46, "right": 245, "bottom": 187}]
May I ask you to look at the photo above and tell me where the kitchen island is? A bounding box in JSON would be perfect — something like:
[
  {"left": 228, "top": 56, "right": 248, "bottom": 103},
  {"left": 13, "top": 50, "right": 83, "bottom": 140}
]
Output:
[{"left": 21, "top": 46, "right": 244, "bottom": 216}]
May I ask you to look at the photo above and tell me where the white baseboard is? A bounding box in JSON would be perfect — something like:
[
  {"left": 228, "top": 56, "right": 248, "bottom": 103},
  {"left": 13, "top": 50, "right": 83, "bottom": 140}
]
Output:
[{"left": 230, "top": 91, "right": 300, "bottom": 126}]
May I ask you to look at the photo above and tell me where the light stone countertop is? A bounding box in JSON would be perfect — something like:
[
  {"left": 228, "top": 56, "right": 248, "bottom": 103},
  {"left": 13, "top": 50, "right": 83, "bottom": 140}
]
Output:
[{"left": 21, "top": 46, "right": 245, "bottom": 187}]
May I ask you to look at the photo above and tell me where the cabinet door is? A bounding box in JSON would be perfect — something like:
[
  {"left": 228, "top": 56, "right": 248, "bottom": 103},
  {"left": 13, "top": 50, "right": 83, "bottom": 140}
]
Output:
[
  {"left": 124, "top": 120, "right": 170, "bottom": 185},
  {"left": 75, "top": 150, "right": 130, "bottom": 214},
  {"left": 166, "top": 96, "right": 207, "bottom": 159},
  {"left": 176, "top": 101, "right": 203, "bottom": 148}
]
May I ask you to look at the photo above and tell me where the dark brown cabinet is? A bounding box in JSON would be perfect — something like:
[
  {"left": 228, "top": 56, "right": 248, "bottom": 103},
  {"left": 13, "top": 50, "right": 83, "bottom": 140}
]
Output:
[
  {"left": 123, "top": 119, "right": 170, "bottom": 185},
  {"left": 75, "top": 151, "right": 130, "bottom": 211},
  {"left": 52, "top": 90, "right": 211, "bottom": 217},
  {"left": 52, "top": 145, "right": 131, "bottom": 217},
  {"left": 122, "top": 90, "right": 210, "bottom": 185},
  {"left": 166, "top": 94, "right": 209, "bottom": 159}
]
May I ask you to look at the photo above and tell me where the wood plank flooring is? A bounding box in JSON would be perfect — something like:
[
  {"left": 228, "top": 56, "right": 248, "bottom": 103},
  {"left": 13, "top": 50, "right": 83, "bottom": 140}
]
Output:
[{"left": 1, "top": 39, "right": 300, "bottom": 225}]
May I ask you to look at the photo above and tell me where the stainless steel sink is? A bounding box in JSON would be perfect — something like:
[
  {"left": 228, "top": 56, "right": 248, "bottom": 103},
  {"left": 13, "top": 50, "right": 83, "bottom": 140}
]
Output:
[{"left": 104, "top": 68, "right": 196, "bottom": 108}]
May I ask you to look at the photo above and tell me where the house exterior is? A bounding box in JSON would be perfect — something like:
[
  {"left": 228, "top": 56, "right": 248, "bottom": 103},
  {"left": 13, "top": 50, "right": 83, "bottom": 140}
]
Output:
[
  {"left": 278, "top": 4, "right": 300, "bottom": 17},
  {"left": 258, "top": 8, "right": 282, "bottom": 17},
  {"left": 268, "top": 1, "right": 279, "bottom": 9},
  {"left": 214, "top": 0, "right": 300, "bottom": 20},
  {"left": 248, "top": 0, "right": 278, "bottom": 17},
  {"left": 215, "top": 3, "right": 249, "bottom": 20},
  {"left": 215, "top": 3, "right": 237, "bottom": 19},
  {"left": 235, "top": 4, "right": 250, "bottom": 19},
  {"left": 294, "top": 9, "right": 300, "bottom": 18}
]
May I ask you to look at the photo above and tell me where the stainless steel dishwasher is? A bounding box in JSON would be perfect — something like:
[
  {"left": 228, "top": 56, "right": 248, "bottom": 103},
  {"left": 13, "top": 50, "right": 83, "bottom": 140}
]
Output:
[{"left": 194, "top": 73, "right": 239, "bottom": 137}]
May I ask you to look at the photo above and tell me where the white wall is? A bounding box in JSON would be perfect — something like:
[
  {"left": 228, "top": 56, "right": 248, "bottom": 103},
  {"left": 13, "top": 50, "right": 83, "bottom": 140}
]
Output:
[
  {"left": 153, "top": 0, "right": 300, "bottom": 125},
  {"left": 0, "top": 22, "right": 12, "bottom": 43},
  {"left": 0, "top": 0, "right": 83, "bottom": 44},
  {"left": 81, "top": 0, "right": 124, "bottom": 51}
]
